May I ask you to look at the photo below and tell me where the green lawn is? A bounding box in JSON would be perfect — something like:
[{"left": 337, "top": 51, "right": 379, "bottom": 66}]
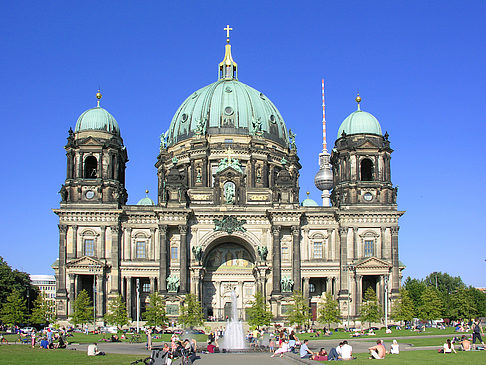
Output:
[
  {"left": 0, "top": 345, "right": 140, "bottom": 365},
  {"left": 316, "top": 350, "right": 486, "bottom": 364}
]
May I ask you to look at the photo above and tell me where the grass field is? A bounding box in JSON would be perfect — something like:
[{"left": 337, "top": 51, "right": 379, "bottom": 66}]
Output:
[
  {"left": 0, "top": 345, "right": 140, "bottom": 365},
  {"left": 326, "top": 349, "right": 486, "bottom": 364}
]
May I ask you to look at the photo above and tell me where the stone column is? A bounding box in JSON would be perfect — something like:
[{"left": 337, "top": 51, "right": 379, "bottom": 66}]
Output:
[
  {"left": 326, "top": 277, "right": 331, "bottom": 293},
  {"left": 327, "top": 229, "right": 332, "bottom": 261},
  {"left": 338, "top": 227, "right": 348, "bottom": 296},
  {"left": 303, "top": 277, "right": 310, "bottom": 298},
  {"left": 69, "top": 225, "right": 78, "bottom": 259},
  {"left": 390, "top": 227, "right": 400, "bottom": 295},
  {"left": 380, "top": 227, "right": 386, "bottom": 259},
  {"left": 158, "top": 225, "right": 168, "bottom": 293},
  {"left": 271, "top": 226, "right": 281, "bottom": 294},
  {"left": 150, "top": 277, "right": 156, "bottom": 293},
  {"left": 291, "top": 226, "right": 301, "bottom": 291},
  {"left": 352, "top": 227, "right": 358, "bottom": 260},
  {"left": 150, "top": 228, "right": 156, "bottom": 260},
  {"left": 68, "top": 274, "right": 75, "bottom": 315},
  {"left": 124, "top": 228, "right": 132, "bottom": 261},
  {"left": 354, "top": 274, "right": 362, "bottom": 317},
  {"left": 57, "top": 225, "right": 68, "bottom": 297},
  {"left": 179, "top": 225, "right": 188, "bottom": 293},
  {"left": 99, "top": 226, "right": 106, "bottom": 259},
  {"left": 126, "top": 277, "right": 132, "bottom": 320},
  {"left": 238, "top": 281, "right": 244, "bottom": 320},
  {"left": 96, "top": 274, "right": 103, "bottom": 317},
  {"left": 110, "top": 225, "right": 121, "bottom": 295},
  {"left": 332, "top": 228, "right": 338, "bottom": 261}
]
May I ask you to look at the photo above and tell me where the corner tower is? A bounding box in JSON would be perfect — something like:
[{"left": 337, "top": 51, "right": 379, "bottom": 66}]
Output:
[{"left": 60, "top": 91, "right": 128, "bottom": 206}]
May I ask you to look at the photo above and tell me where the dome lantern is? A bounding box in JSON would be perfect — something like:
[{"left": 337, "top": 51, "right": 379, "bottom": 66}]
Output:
[{"left": 219, "top": 25, "right": 237, "bottom": 80}]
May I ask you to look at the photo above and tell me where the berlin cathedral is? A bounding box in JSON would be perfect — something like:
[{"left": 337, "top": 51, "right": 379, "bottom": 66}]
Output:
[{"left": 53, "top": 29, "right": 404, "bottom": 325}]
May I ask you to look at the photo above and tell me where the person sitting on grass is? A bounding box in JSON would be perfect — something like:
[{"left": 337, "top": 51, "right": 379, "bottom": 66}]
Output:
[
  {"left": 390, "top": 339, "right": 399, "bottom": 354},
  {"left": 87, "top": 342, "right": 105, "bottom": 356},
  {"left": 300, "top": 339, "right": 314, "bottom": 359},
  {"left": 368, "top": 340, "right": 386, "bottom": 359},
  {"left": 327, "top": 342, "right": 343, "bottom": 361},
  {"left": 460, "top": 335, "right": 471, "bottom": 351},
  {"left": 40, "top": 337, "right": 49, "bottom": 350},
  {"left": 443, "top": 339, "right": 456, "bottom": 354},
  {"left": 340, "top": 340, "right": 353, "bottom": 360},
  {"left": 312, "top": 348, "right": 328, "bottom": 361}
]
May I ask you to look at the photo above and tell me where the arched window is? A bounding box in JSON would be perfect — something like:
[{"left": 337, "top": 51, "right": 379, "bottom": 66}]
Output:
[
  {"left": 360, "top": 158, "right": 373, "bottom": 181},
  {"left": 84, "top": 156, "right": 98, "bottom": 178}
]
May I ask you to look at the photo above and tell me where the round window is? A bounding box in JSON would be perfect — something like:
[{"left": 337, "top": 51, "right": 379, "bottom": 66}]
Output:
[
  {"left": 269, "top": 114, "right": 276, "bottom": 124},
  {"left": 181, "top": 113, "right": 188, "bottom": 122},
  {"left": 224, "top": 106, "right": 234, "bottom": 115},
  {"left": 225, "top": 86, "right": 232, "bottom": 93},
  {"left": 85, "top": 190, "right": 95, "bottom": 199},
  {"left": 363, "top": 192, "right": 373, "bottom": 201}
]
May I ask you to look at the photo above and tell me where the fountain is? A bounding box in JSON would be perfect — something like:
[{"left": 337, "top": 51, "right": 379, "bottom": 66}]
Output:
[{"left": 221, "top": 290, "right": 246, "bottom": 350}]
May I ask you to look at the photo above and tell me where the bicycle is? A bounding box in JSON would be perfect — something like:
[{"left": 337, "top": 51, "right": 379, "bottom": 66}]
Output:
[{"left": 128, "top": 333, "right": 143, "bottom": 344}]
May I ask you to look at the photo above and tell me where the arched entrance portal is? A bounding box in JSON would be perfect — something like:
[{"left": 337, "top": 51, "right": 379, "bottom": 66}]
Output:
[{"left": 202, "top": 241, "right": 256, "bottom": 321}]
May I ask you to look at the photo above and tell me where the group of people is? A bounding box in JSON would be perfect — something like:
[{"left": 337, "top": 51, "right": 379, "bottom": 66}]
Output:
[{"left": 31, "top": 328, "right": 67, "bottom": 350}]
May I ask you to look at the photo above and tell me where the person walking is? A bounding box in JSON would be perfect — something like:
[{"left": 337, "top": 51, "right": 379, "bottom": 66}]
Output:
[{"left": 472, "top": 319, "right": 485, "bottom": 350}]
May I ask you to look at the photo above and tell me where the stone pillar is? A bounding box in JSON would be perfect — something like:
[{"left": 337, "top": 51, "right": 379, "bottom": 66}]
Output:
[
  {"left": 271, "top": 226, "right": 281, "bottom": 294},
  {"left": 238, "top": 281, "right": 244, "bottom": 320},
  {"left": 150, "top": 277, "right": 156, "bottom": 293},
  {"left": 68, "top": 274, "right": 75, "bottom": 315},
  {"left": 326, "top": 277, "right": 331, "bottom": 293},
  {"left": 124, "top": 228, "right": 132, "bottom": 261},
  {"left": 390, "top": 227, "right": 400, "bottom": 295},
  {"left": 332, "top": 228, "right": 338, "bottom": 261},
  {"left": 69, "top": 225, "right": 78, "bottom": 259},
  {"left": 150, "top": 228, "right": 156, "bottom": 260},
  {"left": 327, "top": 229, "right": 332, "bottom": 261},
  {"left": 179, "top": 225, "right": 188, "bottom": 293},
  {"left": 96, "top": 274, "right": 103, "bottom": 317},
  {"left": 126, "top": 277, "right": 132, "bottom": 320},
  {"left": 158, "top": 225, "right": 168, "bottom": 294},
  {"left": 110, "top": 225, "right": 121, "bottom": 295},
  {"left": 99, "top": 226, "right": 106, "bottom": 259},
  {"left": 338, "top": 227, "right": 348, "bottom": 296},
  {"left": 352, "top": 227, "right": 358, "bottom": 260},
  {"left": 355, "top": 274, "right": 362, "bottom": 317},
  {"left": 303, "top": 277, "right": 310, "bottom": 298},
  {"left": 380, "top": 227, "right": 386, "bottom": 259},
  {"left": 57, "top": 225, "right": 68, "bottom": 297},
  {"left": 291, "top": 226, "right": 301, "bottom": 291}
]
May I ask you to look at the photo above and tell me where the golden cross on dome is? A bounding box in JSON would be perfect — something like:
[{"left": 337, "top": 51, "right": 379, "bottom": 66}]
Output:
[{"left": 224, "top": 24, "right": 233, "bottom": 42}]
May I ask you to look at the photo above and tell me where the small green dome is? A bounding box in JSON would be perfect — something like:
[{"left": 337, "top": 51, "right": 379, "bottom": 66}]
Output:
[
  {"left": 166, "top": 79, "right": 289, "bottom": 147},
  {"left": 137, "top": 197, "right": 155, "bottom": 206},
  {"left": 75, "top": 107, "right": 120, "bottom": 135},
  {"left": 337, "top": 109, "right": 382, "bottom": 138},
  {"left": 301, "top": 198, "right": 319, "bottom": 207}
]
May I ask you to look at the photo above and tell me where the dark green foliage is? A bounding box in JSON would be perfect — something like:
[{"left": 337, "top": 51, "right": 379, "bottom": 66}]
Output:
[
  {"left": 71, "top": 289, "right": 93, "bottom": 326},
  {"left": 246, "top": 291, "right": 273, "bottom": 329},
  {"left": 104, "top": 294, "right": 130, "bottom": 329},
  {"left": 419, "top": 286, "right": 444, "bottom": 321},
  {"left": 287, "top": 290, "right": 311, "bottom": 328},
  {"left": 1, "top": 289, "right": 27, "bottom": 325},
  {"left": 391, "top": 288, "right": 415, "bottom": 322},
  {"left": 318, "top": 292, "right": 341, "bottom": 327},
  {"left": 142, "top": 293, "right": 168, "bottom": 328},
  {"left": 30, "top": 292, "right": 56, "bottom": 324},
  {"left": 178, "top": 293, "right": 204, "bottom": 328},
  {"left": 360, "top": 287, "right": 382, "bottom": 327}
]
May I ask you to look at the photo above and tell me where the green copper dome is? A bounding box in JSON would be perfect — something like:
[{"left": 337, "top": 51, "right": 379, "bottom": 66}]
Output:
[
  {"left": 75, "top": 107, "right": 120, "bottom": 135},
  {"left": 166, "top": 79, "right": 289, "bottom": 147},
  {"left": 337, "top": 98, "right": 382, "bottom": 138},
  {"left": 301, "top": 197, "right": 319, "bottom": 207},
  {"left": 137, "top": 197, "right": 155, "bottom": 206}
]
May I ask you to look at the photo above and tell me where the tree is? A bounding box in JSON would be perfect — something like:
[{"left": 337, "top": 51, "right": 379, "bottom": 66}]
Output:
[
  {"left": 466, "top": 287, "right": 486, "bottom": 318},
  {"left": 246, "top": 291, "right": 273, "bottom": 329},
  {"left": 0, "top": 257, "right": 38, "bottom": 317},
  {"left": 30, "top": 292, "right": 56, "bottom": 325},
  {"left": 287, "top": 290, "right": 311, "bottom": 328},
  {"left": 360, "top": 287, "right": 382, "bottom": 327},
  {"left": 403, "top": 277, "right": 426, "bottom": 315},
  {"left": 71, "top": 289, "right": 93, "bottom": 326},
  {"left": 424, "top": 272, "right": 465, "bottom": 295},
  {"left": 143, "top": 293, "right": 168, "bottom": 328},
  {"left": 318, "top": 292, "right": 341, "bottom": 328},
  {"left": 104, "top": 294, "right": 130, "bottom": 329},
  {"left": 1, "top": 289, "right": 27, "bottom": 325},
  {"left": 448, "top": 288, "right": 476, "bottom": 320},
  {"left": 178, "top": 293, "right": 204, "bottom": 328},
  {"left": 390, "top": 288, "right": 415, "bottom": 323},
  {"left": 418, "top": 286, "right": 444, "bottom": 321}
]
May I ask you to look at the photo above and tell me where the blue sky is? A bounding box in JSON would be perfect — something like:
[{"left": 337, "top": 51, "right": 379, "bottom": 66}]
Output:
[{"left": 1, "top": 1, "right": 485, "bottom": 286}]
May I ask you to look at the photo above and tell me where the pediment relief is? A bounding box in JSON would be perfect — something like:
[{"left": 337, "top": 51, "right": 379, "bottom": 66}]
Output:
[
  {"left": 66, "top": 256, "right": 106, "bottom": 269},
  {"left": 355, "top": 257, "right": 391, "bottom": 269},
  {"left": 79, "top": 136, "right": 103, "bottom": 146},
  {"left": 356, "top": 139, "right": 380, "bottom": 149},
  {"left": 215, "top": 165, "right": 245, "bottom": 178}
]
